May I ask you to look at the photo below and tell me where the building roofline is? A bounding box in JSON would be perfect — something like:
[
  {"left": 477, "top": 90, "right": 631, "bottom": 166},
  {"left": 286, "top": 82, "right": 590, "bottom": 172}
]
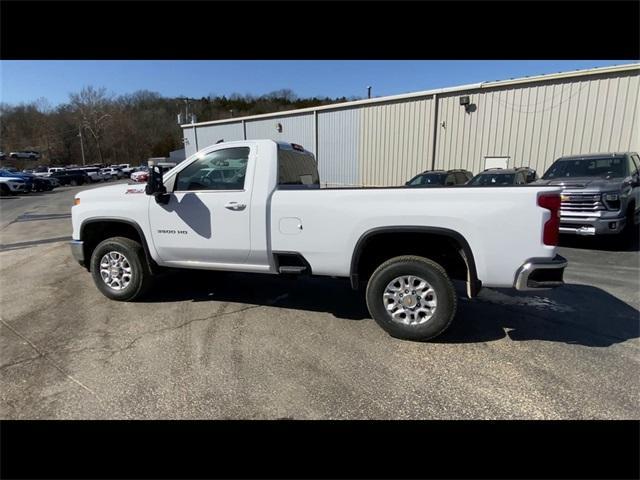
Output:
[{"left": 181, "top": 62, "right": 640, "bottom": 130}]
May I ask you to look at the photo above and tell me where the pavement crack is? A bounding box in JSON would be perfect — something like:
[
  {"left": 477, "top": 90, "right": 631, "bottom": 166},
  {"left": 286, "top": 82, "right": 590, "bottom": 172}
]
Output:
[
  {"left": 0, "top": 354, "right": 43, "bottom": 371},
  {"left": 0, "top": 318, "right": 103, "bottom": 401},
  {"left": 104, "top": 304, "right": 263, "bottom": 362}
]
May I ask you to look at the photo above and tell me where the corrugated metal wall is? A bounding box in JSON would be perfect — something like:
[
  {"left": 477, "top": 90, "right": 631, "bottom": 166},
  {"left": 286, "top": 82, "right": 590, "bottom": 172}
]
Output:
[
  {"left": 185, "top": 67, "right": 639, "bottom": 186},
  {"left": 317, "top": 108, "right": 360, "bottom": 186},
  {"left": 195, "top": 122, "right": 244, "bottom": 153},
  {"left": 358, "top": 98, "right": 434, "bottom": 186},
  {"left": 184, "top": 127, "right": 198, "bottom": 157},
  {"left": 245, "top": 113, "right": 316, "bottom": 155},
  {"left": 434, "top": 70, "right": 640, "bottom": 175}
]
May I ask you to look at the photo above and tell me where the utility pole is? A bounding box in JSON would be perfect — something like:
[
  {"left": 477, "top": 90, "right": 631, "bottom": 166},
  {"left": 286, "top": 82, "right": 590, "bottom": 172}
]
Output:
[{"left": 78, "top": 126, "right": 86, "bottom": 166}]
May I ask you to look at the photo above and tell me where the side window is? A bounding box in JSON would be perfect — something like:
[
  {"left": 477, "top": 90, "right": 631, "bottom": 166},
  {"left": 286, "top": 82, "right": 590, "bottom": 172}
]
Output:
[
  {"left": 515, "top": 173, "right": 525, "bottom": 185},
  {"left": 629, "top": 155, "right": 639, "bottom": 175},
  {"left": 175, "top": 147, "right": 249, "bottom": 192},
  {"left": 454, "top": 172, "right": 467, "bottom": 184},
  {"left": 444, "top": 173, "right": 456, "bottom": 186}
]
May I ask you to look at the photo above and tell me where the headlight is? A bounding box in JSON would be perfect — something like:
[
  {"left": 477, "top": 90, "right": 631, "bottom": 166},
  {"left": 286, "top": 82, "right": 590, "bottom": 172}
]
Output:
[
  {"left": 603, "top": 193, "right": 619, "bottom": 202},
  {"left": 602, "top": 192, "right": 620, "bottom": 211}
]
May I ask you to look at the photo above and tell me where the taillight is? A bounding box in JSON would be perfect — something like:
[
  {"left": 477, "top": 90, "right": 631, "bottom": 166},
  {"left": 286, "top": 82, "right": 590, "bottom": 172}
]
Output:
[{"left": 538, "top": 193, "right": 561, "bottom": 246}]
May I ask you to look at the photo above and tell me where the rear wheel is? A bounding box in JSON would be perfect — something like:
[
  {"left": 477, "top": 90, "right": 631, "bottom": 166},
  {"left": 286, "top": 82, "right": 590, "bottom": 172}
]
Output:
[
  {"left": 365, "top": 255, "right": 457, "bottom": 341},
  {"left": 90, "top": 237, "right": 153, "bottom": 301}
]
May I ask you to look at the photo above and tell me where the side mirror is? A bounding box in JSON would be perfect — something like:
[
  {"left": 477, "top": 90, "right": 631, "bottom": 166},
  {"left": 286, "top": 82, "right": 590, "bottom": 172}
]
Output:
[{"left": 145, "top": 166, "right": 170, "bottom": 204}]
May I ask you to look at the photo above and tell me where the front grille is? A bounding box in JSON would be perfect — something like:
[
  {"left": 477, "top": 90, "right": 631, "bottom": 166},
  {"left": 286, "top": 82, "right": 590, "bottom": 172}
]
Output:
[{"left": 560, "top": 193, "right": 604, "bottom": 212}]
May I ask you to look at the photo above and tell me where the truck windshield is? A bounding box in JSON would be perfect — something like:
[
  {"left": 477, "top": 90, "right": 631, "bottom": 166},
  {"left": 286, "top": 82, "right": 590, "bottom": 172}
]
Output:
[
  {"left": 542, "top": 157, "right": 627, "bottom": 179},
  {"left": 469, "top": 173, "right": 515, "bottom": 186},
  {"left": 277, "top": 147, "right": 319, "bottom": 188}
]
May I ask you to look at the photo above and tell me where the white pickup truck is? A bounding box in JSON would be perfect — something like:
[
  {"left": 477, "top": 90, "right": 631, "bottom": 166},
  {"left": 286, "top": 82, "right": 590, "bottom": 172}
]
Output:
[{"left": 70, "top": 139, "right": 567, "bottom": 341}]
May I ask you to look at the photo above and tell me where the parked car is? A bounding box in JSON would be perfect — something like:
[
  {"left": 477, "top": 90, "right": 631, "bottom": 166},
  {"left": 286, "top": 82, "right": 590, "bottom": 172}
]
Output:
[
  {"left": 0, "top": 169, "right": 33, "bottom": 192},
  {"left": 70, "top": 139, "right": 567, "bottom": 342},
  {"left": 130, "top": 167, "right": 149, "bottom": 183},
  {"left": 405, "top": 169, "right": 473, "bottom": 187},
  {"left": 45, "top": 176, "right": 61, "bottom": 188},
  {"left": 534, "top": 152, "right": 639, "bottom": 237},
  {"left": 113, "top": 164, "right": 134, "bottom": 174},
  {"left": 101, "top": 167, "right": 125, "bottom": 179},
  {"left": 467, "top": 167, "right": 538, "bottom": 186},
  {"left": 50, "top": 169, "right": 90, "bottom": 186},
  {"left": 9, "top": 150, "right": 40, "bottom": 160},
  {"left": 0, "top": 176, "right": 27, "bottom": 196},
  {"left": 16, "top": 172, "right": 54, "bottom": 192},
  {"left": 32, "top": 167, "right": 65, "bottom": 178},
  {"left": 78, "top": 167, "right": 105, "bottom": 183}
]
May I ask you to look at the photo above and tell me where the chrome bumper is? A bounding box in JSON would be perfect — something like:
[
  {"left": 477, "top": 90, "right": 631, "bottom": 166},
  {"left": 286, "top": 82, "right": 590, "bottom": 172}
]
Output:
[
  {"left": 559, "top": 216, "right": 626, "bottom": 236},
  {"left": 514, "top": 255, "right": 567, "bottom": 291},
  {"left": 69, "top": 240, "right": 85, "bottom": 266}
]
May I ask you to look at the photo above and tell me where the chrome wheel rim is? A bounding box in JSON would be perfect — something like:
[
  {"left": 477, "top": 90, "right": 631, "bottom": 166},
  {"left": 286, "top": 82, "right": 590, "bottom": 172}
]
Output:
[
  {"left": 99, "top": 251, "right": 132, "bottom": 291},
  {"left": 383, "top": 275, "right": 437, "bottom": 325}
]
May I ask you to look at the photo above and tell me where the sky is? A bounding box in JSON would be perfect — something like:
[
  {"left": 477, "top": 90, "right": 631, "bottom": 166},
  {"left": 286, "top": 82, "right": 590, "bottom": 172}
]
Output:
[{"left": 0, "top": 60, "right": 633, "bottom": 106}]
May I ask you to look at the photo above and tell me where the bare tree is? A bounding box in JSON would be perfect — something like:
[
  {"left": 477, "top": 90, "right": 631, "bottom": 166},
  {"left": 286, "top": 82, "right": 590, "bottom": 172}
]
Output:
[{"left": 70, "top": 86, "right": 112, "bottom": 164}]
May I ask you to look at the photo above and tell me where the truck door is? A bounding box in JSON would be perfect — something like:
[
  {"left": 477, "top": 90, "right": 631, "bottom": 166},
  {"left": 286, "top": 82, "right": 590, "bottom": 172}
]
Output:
[{"left": 148, "top": 146, "right": 253, "bottom": 265}]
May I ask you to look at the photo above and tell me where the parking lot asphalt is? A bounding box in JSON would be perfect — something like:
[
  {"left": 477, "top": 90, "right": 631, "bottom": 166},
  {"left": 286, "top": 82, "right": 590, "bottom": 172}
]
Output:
[{"left": 1, "top": 182, "right": 639, "bottom": 419}]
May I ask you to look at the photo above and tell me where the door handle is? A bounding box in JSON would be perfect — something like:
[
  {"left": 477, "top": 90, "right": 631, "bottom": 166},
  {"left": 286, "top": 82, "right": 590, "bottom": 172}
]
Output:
[{"left": 225, "top": 202, "right": 246, "bottom": 211}]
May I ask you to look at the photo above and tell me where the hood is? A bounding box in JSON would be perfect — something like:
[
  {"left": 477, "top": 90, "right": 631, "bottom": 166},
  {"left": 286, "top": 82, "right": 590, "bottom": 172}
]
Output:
[
  {"left": 532, "top": 176, "right": 624, "bottom": 191},
  {"left": 76, "top": 182, "right": 146, "bottom": 200},
  {"left": 0, "top": 175, "right": 26, "bottom": 182}
]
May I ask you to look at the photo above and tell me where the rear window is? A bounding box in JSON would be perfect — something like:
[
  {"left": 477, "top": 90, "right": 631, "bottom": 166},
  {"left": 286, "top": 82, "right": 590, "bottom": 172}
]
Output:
[
  {"left": 469, "top": 173, "right": 515, "bottom": 186},
  {"left": 277, "top": 146, "right": 319, "bottom": 188}
]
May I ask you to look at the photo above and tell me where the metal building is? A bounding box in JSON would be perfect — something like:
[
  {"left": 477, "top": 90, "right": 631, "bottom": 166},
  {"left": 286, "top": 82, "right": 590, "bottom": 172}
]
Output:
[{"left": 181, "top": 63, "right": 640, "bottom": 187}]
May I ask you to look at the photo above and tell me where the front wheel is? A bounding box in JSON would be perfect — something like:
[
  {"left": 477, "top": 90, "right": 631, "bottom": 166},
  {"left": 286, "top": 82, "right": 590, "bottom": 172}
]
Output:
[
  {"left": 90, "top": 237, "right": 153, "bottom": 301},
  {"left": 365, "top": 255, "right": 457, "bottom": 341}
]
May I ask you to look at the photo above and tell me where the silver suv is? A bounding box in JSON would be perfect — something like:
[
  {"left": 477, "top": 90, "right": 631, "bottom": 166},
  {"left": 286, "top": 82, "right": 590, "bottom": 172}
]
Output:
[{"left": 535, "top": 152, "right": 640, "bottom": 237}]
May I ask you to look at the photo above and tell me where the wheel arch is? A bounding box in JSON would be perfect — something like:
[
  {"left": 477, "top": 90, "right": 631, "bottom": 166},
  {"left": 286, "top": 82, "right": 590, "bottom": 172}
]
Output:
[
  {"left": 350, "top": 226, "right": 481, "bottom": 297},
  {"left": 80, "top": 217, "right": 159, "bottom": 274}
]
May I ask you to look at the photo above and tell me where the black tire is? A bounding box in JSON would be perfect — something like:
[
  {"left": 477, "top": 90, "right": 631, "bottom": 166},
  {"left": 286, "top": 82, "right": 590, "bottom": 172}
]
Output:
[
  {"left": 0, "top": 184, "right": 10, "bottom": 196},
  {"left": 70, "top": 179, "right": 78, "bottom": 186},
  {"left": 90, "top": 237, "right": 153, "bottom": 301},
  {"left": 365, "top": 255, "right": 457, "bottom": 341}
]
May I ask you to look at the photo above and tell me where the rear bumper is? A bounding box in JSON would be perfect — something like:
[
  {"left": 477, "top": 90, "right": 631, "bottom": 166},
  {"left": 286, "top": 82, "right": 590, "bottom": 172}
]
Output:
[
  {"left": 559, "top": 215, "right": 626, "bottom": 236},
  {"left": 70, "top": 240, "right": 85, "bottom": 266},
  {"left": 514, "top": 255, "right": 567, "bottom": 291}
]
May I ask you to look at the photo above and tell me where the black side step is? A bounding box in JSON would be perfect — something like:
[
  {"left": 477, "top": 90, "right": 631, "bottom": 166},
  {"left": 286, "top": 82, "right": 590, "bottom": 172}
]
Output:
[{"left": 278, "top": 266, "right": 307, "bottom": 274}]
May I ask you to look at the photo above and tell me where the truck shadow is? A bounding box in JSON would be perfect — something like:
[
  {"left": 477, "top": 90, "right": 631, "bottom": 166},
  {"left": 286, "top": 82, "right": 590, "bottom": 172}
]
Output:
[
  {"left": 437, "top": 283, "right": 639, "bottom": 347},
  {"left": 145, "top": 272, "right": 638, "bottom": 347},
  {"left": 145, "top": 270, "right": 369, "bottom": 321}
]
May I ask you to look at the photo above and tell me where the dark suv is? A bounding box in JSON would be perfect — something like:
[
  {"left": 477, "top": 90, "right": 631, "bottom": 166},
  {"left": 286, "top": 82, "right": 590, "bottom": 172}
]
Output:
[
  {"left": 467, "top": 167, "right": 538, "bottom": 186},
  {"left": 534, "top": 152, "right": 639, "bottom": 237},
  {"left": 50, "top": 169, "right": 91, "bottom": 186},
  {"left": 405, "top": 169, "right": 473, "bottom": 187}
]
